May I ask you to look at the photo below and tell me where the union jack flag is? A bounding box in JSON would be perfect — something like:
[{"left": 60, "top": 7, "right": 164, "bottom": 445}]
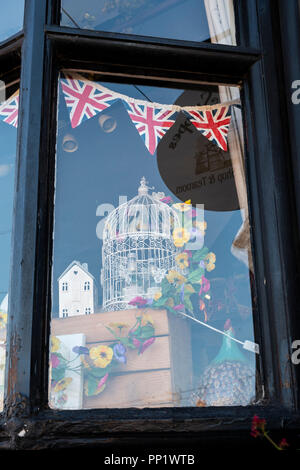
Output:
[
  {"left": 185, "top": 106, "right": 231, "bottom": 151},
  {"left": 61, "top": 76, "right": 117, "bottom": 128},
  {"left": 0, "top": 91, "right": 19, "bottom": 128},
  {"left": 125, "top": 101, "right": 177, "bottom": 154}
]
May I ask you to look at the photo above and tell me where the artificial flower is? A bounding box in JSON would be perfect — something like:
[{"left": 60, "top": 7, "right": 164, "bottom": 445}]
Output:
[
  {"left": 173, "top": 200, "right": 192, "bottom": 212},
  {"left": 51, "top": 336, "right": 61, "bottom": 353},
  {"left": 166, "top": 270, "right": 186, "bottom": 285},
  {"left": 0, "top": 312, "right": 7, "bottom": 329},
  {"left": 139, "top": 337, "right": 155, "bottom": 354},
  {"left": 154, "top": 291, "right": 162, "bottom": 301},
  {"left": 109, "top": 322, "right": 129, "bottom": 331},
  {"left": 80, "top": 356, "right": 91, "bottom": 369},
  {"left": 97, "top": 373, "right": 109, "bottom": 393},
  {"left": 251, "top": 415, "right": 266, "bottom": 438},
  {"left": 199, "top": 276, "right": 210, "bottom": 295},
  {"left": 165, "top": 298, "right": 175, "bottom": 308},
  {"left": 53, "top": 377, "right": 72, "bottom": 393},
  {"left": 205, "top": 252, "right": 216, "bottom": 271},
  {"left": 279, "top": 438, "right": 289, "bottom": 450},
  {"left": 89, "top": 345, "right": 113, "bottom": 368},
  {"left": 113, "top": 343, "right": 127, "bottom": 364},
  {"left": 51, "top": 353, "right": 60, "bottom": 368},
  {"left": 175, "top": 252, "right": 189, "bottom": 269},
  {"left": 192, "top": 220, "right": 207, "bottom": 232},
  {"left": 141, "top": 312, "right": 154, "bottom": 326},
  {"left": 173, "top": 227, "right": 190, "bottom": 247},
  {"left": 72, "top": 345, "right": 89, "bottom": 355},
  {"left": 173, "top": 303, "right": 185, "bottom": 311},
  {"left": 128, "top": 296, "right": 148, "bottom": 308},
  {"left": 160, "top": 196, "right": 172, "bottom": 204},
  {"left": 132, "top": 338, "right": 141, "bottom": 348}
]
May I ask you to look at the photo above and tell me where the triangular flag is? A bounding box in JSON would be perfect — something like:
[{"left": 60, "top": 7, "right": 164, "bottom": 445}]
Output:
[
  {"left": 124, "top": 101, "right": 177, "bottom": 155},
  {"left": 0, "top": 90, "right": 19, "bottom": 128},
  {"left": 184, "top": 105, "right": 231, "bottom": 151},
  {"left": 61, "top": 76, "right": 117, "bottom": 128}
]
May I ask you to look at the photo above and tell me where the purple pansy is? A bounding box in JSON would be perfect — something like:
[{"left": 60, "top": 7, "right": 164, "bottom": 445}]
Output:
[
  {"left": 72, "top": 345, "right": 89, "bottom": 355},
  {"left": 113, "top": 343, "right": 127, "bottom": 364}
]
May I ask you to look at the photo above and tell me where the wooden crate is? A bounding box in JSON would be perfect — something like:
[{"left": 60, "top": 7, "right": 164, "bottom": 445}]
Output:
[{"left": 51, "top": 308, "right": 193, "bottom": 408}]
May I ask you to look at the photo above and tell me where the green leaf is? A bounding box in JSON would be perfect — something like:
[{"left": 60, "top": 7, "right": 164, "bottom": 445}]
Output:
[
  {"left": 187, "top": 267, "right": 205, "bottom": 283},
  {"left": 51, "top": 367, "right": 66, "bottom": 383},
  {"left": 184, "top": 295, "right": 194, "bottom": 314},
  {"left": 138, "top": 324, "right": 155, "bottom": 339},
  {"left": 85, "top": 376, "right": 99, "bottom": 396},
  {"left": 192, "top": 247, "right": 209, "bottom": 262}
]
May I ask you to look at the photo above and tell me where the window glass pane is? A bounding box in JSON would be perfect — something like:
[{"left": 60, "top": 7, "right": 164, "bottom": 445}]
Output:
[
  {"left": 61, "top": 0, "right": 237, "bottom": 45},
  {"left": 0, "top": 77, "right": 20, "bottom": 410},
  {"left": 49, "top": 71, "right": 260, "bottom": 409},
  {"left": 0, "top": 2, "right": 24, "bottom": 43}
]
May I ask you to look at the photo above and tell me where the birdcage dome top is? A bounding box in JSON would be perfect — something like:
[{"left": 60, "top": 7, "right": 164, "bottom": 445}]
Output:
[{"left": 103, "top": 177, "right": 180, "bottom": 241}]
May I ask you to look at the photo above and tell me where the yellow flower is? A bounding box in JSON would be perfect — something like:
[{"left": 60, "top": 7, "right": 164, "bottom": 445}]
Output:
[
  {"left": 141, "top": 313, "right": 154, "bottom": 326},
  {"left": 193, "top": 220, "right": 207, "bottom": 233},
  {"left": 0, "top": 312, "right": 7, "bottom": 329},
  {"left": 154, "top": 291, "right": 162, "bottom": 301},
  {"left": 173, "top": 200, "right": 192, "bottom": 212},
  {"left": 166, "top": 298, "right": 175, "bottom": 308},
  {"left": 109, "top": 322, "right": 129, "bottom": 331},
  {"left": 173, "top": 227, "right": 190, "bottom": 247},
  {"left": 175, "top": 252, "right": 189, "bottom": 269},
  {"left": 166, "top": 270, "right": 187, "bottom": 285},
  {"left": 53, "top": 377, "right": 72, "bottom": 393},
  {"left": 89, "top": 345, "right": 113, "bottom": 368},
  {"left": 205, "top": 252, "right": 216, "bottom": 271},
  {"left": 81, "top": 356, "right": 91, "bottom": 369},
  {"left": 51, "top": 336, "right": 61, "bottom": 353}
]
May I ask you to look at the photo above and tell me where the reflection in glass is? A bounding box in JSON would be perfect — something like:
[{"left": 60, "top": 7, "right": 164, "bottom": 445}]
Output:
[
  {"left": 61, "top": 0, "right": 237, "bottom": 45},
  {"left": 0, "top": 79, "right": 20, "bottom": 409},
  {"left": 49, "top": 72, "right": 259, "bottom": 410},
  {"left": 0, "top": 2, "right": 25, "bottom": 43}
]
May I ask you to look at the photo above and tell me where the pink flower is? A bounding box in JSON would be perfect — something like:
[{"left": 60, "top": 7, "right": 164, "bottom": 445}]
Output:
[
  {"left": 279, "top": 438, "right": 289, "bottom": 449},
  {"left": 251, "top": 415, "right": 266, "bottom": 438},
  {"left": 132, "top": 338, "right": 141, "bottom": 348},
  {"left": 160, "top": 196, "right": 172, "bottom": 204},
  {"left": 128, "top": 296, "right": 148, "bottom": 308},
  {"left": 199, "top": 276, "right": 210, "bottom": 295},
  {"left": 51, "top": 353, "right": 60, "bottom": 368},
  {"left": 174, "top": 303, "right": 184, "bottom": 311},
  {"left": 97, "top": 373, "right": 109, "bottom": 392},
  {"left": 139, "top": 337, "right": 155, "bottom": 354}
]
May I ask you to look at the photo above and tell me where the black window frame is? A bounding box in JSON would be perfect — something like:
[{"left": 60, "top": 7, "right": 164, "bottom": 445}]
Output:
[{"left": 0, "top": 0, "right": 299, "bottom": 451}]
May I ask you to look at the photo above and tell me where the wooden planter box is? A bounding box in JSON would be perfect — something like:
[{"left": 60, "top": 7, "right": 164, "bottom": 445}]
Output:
[{"left": 51, "top": 308, "right": 192, "bottom": 409}]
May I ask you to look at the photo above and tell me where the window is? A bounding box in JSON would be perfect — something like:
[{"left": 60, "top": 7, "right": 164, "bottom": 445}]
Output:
[
  {"left": 60, "top": 0, "right": 238, "bottom": 45},
  {"left": 62, "top": 308, "right": 68, "bottom": 318},
  {"left": 0, "top": 76, "right": 20, "bottom": 411},
  {"left": 62, "top": 282, "right": 68, "bottom": 291},
  {"left": 49, "top": 72, "right": 259, "bottom": 410},
  {"left": 85, "top": 307, "right": 91, "bottom": 315},
  {"left": 1, "top": 0, "right": 300, "bottom": 452},
  {"left": 0, "top": 2, "right": 25, "bottom": 43}
]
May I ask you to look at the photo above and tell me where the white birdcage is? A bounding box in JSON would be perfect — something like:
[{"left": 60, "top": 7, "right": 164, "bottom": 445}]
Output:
[{"left": 101, "top": 177, "right": 181, "bottom": 311}]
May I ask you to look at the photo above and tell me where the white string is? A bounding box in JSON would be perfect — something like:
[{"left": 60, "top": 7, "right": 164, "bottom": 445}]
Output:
[{"left": 62, "top": 71, "right": 241, "bottom": 113}]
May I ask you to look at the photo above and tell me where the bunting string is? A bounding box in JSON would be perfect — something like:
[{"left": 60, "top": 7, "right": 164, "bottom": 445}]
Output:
[{"left": 0, "top": 72, "right": 240, "bottom": 155}]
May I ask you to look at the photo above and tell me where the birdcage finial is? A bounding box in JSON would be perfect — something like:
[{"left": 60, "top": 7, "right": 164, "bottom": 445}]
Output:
[{"left": 138, "top": 176, "right": 149, "bottom": 195}]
